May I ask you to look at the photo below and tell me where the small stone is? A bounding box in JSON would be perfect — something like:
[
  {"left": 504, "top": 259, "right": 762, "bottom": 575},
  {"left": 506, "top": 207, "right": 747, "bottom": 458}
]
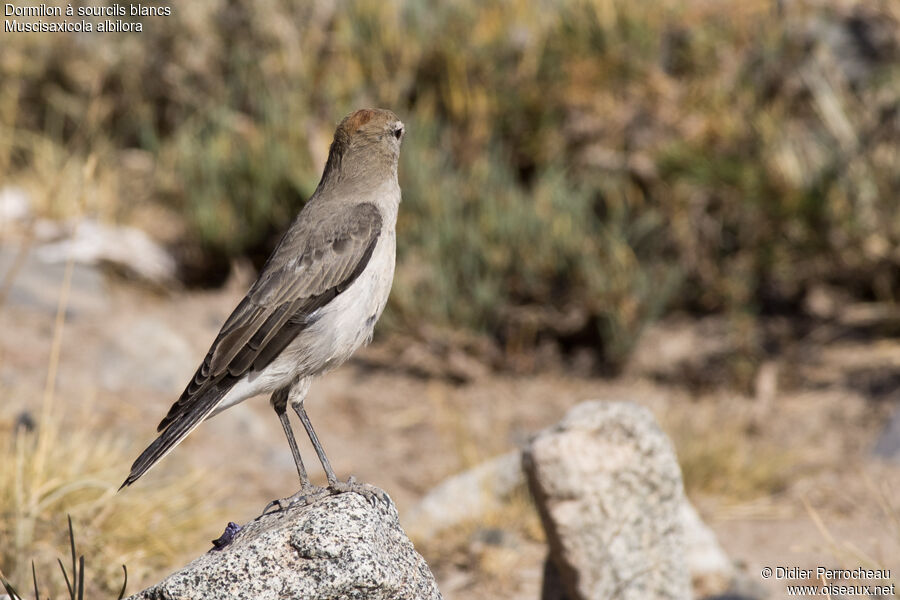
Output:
[
  {"left": 0, "top": 244, "right": 108, "bottom": 317},
  {"left": 404, "top": 451, "right": 523, "bottom": 540},
  {"left": 35, "top": 218, "right": 177, "bottom": 286},
  {"left": 0, "top": 186, "right": 31, "bottom": 223},
  {"left": 211, "top": 522, "right": 242, "bottom": 551},
  {"left": 873, "top": 407, "right": 900, "bottom": 461}
]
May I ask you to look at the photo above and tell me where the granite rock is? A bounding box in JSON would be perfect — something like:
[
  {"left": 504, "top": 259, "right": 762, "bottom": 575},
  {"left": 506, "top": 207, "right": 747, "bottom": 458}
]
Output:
[
  {"left": 127, "top": 491, "right": 442, "bottom": 600},
  {"left": 524, "top": 401, "right": 692, "bottom": 600}
]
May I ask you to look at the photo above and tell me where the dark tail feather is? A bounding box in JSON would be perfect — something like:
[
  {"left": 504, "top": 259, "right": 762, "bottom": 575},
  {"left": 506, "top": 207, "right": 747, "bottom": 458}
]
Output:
[{"left": 120, "top": 385, "right": 230, "bottom": 489}]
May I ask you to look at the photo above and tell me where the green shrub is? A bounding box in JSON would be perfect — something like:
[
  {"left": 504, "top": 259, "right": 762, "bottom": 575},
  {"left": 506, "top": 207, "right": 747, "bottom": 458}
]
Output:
[{"left": 3, "top": 0, "right": 899, "bottom": 369}]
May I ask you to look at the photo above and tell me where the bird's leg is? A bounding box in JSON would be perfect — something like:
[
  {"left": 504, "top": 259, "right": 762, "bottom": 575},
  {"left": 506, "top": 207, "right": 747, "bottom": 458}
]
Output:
[
  {"left": 292, "top": 400, "right": 388, "bottom": 506},
  {"left": 273, "top": 387, "right": 309, "bottom": 484},
  {"left": 263, "top": 388, "right": 326, "bottom": 514},
  {"left": 292, "top": 400, "right": 338, "bottom": 486}
]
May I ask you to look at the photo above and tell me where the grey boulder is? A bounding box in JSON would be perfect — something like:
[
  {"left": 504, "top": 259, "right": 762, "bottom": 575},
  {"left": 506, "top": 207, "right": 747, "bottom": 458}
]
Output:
[
  {"left": 127, "top": 491, "right": 442, "bottom": 600},
  {"left": 524, "top": 400, "right": 692, "bottom": 600}
]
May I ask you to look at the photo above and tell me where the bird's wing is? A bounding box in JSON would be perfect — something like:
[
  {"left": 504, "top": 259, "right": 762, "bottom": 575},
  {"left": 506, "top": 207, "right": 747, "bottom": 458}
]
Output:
[
  {"left": 159, "top": 201, "right": 383, "bottom": 431},
  {"left": 120, "top": 202, "right": 382, "bottom": 488}
]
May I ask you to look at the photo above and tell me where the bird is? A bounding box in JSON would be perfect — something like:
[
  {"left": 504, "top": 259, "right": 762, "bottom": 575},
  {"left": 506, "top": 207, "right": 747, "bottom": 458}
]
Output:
[{"left": 121, "top": 108, "right": 405, "bottom": 507}]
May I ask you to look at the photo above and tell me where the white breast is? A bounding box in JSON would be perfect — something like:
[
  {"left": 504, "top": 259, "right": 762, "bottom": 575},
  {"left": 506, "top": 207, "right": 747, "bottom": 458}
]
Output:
[
  {"left": 212, "top": 231, "right": 396, "bottom": 414},
  {"left": 302, "top": 229, "right": 396, "bottom": 372}
]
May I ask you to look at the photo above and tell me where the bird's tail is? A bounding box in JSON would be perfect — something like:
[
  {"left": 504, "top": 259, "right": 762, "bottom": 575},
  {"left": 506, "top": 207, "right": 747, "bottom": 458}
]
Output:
[{"left": 120, "top": 384, "right": 230, "bottom": 489}]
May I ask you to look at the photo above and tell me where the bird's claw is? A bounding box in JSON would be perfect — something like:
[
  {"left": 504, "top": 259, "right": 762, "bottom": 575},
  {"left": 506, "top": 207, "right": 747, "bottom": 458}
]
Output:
[
  {"left": 262, "top": 485, "right": 329, "bottom": 514},
  {"left": 326, "top": 477, "right": 388, "bottom": 506},
  {"left": 262, "top": 479, "right": 388, "bottom": 514}
]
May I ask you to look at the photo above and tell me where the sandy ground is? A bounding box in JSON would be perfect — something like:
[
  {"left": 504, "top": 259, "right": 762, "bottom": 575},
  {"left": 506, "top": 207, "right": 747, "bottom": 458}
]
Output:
[{"left": 2, "top": 254, "right": 900, "bottom": 598}]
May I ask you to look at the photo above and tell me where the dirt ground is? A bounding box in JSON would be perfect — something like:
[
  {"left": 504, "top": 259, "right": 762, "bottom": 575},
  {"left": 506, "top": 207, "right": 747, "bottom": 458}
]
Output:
[{"left": 2, "top": 252, "right": 900, "bottom": 599}]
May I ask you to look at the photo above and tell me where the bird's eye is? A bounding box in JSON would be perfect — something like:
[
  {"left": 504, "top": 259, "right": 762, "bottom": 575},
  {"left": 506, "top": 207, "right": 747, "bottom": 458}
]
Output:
[{"left": 393, "top": 126, "right": 404, "bottom": 140}]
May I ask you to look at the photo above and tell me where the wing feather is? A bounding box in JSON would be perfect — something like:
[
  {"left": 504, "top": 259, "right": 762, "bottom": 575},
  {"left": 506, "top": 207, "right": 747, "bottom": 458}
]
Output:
[{"left": 155, "top": 202, "right": 382, "bottom": 432}]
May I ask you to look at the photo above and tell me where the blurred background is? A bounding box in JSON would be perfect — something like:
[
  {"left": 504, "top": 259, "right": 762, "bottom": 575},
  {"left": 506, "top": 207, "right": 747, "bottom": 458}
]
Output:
[{"left": 2, "top": 0, "right": 900, "bottom": 597}]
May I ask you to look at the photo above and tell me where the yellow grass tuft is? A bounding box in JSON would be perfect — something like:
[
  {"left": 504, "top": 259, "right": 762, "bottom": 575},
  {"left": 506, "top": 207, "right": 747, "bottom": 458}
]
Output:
[
  {"left": 0, "top": 398, "right": 226, "bottom": 598},
  {"left": 667, "top": 405, "right": 798, "bottom": 501}
]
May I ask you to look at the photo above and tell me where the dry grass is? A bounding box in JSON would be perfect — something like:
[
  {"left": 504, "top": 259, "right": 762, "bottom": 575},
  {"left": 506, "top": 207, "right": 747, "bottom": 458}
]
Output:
[
  {"left": 0, "top": 399, "right": 225, "bottom": 597},
  {"left": 801, "top": 489, "right": 898, "bottom": 594},
  {"left": 666, "top": 403, "right": 799, "bottom": 502}
]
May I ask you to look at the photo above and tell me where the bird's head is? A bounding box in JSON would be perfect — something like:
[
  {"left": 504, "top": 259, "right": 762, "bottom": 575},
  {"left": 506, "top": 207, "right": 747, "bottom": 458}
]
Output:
[{"left": 323, "top": 109, "right": 404, "bottom": 183}]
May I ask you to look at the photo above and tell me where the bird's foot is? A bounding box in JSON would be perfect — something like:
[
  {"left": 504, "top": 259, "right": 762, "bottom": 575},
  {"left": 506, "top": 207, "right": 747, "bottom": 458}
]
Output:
[
  {"left": 326, "top": 476, "right": 389, "bottom": 506},
  {"left": 262, "top": 484, "right": 329, "bottom": 514}
]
